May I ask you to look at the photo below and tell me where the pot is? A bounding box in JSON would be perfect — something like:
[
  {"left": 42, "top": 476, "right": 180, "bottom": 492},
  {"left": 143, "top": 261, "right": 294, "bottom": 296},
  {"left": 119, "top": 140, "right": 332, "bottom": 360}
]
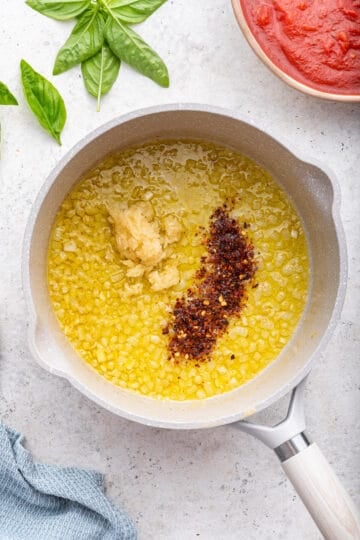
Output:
[{"left": 22, "top": 105, "right": 359, "bottom": 539}]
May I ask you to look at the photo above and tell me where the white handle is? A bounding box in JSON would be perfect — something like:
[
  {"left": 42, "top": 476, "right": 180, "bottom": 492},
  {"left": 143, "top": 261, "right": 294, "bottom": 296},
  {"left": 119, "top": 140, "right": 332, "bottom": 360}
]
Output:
[{"left": 282, "top": 443, "right": 360, "bottom": 540}]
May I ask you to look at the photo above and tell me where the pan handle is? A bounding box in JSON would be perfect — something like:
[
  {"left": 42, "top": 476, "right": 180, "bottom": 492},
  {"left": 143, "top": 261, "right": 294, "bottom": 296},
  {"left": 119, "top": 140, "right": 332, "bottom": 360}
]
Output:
[
  {"left": 281, "top": 441, "right": 360, "bottom": 540},
  {"left": 233, "top": 379, "right": 360, "bottom": 540}
]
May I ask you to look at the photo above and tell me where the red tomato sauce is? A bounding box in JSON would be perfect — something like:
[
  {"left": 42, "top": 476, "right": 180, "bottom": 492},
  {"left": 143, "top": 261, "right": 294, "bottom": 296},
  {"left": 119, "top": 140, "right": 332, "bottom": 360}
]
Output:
[{"left": 240, "top": 0, "right": 360, "bottom": 95}]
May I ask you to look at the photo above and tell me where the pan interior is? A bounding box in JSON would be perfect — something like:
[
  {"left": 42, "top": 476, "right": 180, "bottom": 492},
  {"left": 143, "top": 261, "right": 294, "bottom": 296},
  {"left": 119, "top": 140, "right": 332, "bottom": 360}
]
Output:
[{"left": 47, "top": 139, "right": 310, "bottom": 401}]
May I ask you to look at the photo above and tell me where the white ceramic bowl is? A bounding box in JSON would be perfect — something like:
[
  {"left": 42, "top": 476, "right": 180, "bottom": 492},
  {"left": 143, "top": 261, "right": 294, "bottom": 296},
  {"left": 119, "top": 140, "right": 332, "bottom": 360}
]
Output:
[{"left": 231, "top": 0, "right": 360, "bottom": 102}]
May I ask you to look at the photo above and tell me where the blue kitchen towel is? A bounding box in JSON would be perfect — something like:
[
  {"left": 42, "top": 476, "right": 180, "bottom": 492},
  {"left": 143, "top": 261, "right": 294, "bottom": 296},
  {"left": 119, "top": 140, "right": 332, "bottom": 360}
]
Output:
[{"left": 0, "top": 423, "right": 137, "bottom": 540}]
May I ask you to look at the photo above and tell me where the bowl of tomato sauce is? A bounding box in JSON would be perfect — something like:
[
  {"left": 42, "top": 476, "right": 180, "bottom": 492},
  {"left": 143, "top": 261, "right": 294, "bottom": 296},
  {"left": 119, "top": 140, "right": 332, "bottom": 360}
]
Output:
[{"left": 231, "top": 0, "right": 360, "bottom": 102}]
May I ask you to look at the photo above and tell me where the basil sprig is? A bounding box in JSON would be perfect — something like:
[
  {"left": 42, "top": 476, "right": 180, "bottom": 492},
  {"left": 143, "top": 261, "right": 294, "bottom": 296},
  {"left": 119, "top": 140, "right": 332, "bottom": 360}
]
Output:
[
  {"left": 26, "top": 0, "right": 170, "bottom": 109},
  {"left": 21, "top": 60, "right": 67, "bottom": 145}
]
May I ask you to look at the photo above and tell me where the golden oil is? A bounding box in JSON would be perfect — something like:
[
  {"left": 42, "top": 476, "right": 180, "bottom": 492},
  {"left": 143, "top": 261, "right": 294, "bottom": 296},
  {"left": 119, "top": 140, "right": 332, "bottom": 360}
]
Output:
[{"left": 47, "top": 140, "right": 309, "bottom": 400}]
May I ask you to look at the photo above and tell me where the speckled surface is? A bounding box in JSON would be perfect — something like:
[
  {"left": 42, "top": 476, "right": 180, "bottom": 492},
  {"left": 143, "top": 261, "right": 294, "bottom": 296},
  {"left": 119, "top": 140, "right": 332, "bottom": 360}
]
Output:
[{"left": 0, "top": 1, "right": 359, "bottom": 539}]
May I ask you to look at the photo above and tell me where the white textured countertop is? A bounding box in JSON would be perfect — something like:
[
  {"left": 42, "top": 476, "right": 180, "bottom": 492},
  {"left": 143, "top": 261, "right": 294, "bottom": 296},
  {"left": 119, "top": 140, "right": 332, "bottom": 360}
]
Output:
[{"left": 1, "top": 1, "right": 359, "bottom": 538}]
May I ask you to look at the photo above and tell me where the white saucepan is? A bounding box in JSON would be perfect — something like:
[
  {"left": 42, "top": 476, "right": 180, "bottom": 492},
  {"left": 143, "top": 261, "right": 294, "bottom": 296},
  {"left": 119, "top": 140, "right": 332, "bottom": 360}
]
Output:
[{"left": 22, "top": 105, "right": 360, "bottom": 539}]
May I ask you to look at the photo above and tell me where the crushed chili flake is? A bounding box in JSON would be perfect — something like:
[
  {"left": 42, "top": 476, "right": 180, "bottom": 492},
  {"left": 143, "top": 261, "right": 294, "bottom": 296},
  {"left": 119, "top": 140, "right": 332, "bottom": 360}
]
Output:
[{"left": 163, "top": 205, "right": 256, "bottom": 362}]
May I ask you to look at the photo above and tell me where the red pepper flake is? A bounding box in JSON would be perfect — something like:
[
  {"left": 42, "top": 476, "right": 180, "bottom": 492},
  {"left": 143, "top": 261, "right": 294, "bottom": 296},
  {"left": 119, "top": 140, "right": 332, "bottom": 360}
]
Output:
[{"left": 163, "top": 205, "right": 256, "bottom": 362}]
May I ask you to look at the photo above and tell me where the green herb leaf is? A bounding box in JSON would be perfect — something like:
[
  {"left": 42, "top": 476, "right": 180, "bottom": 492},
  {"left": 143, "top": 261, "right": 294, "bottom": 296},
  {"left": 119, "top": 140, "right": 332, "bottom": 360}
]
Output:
[
  {"left": 20, "top": 59, "right": 67, "bottom": 145},
  {"left": 26, "top": 0, "right": 91, "bottom": 21},
  {"left": 53, "top": 7, "right": 105, "bottom": 75},
  {"left": 103, "top": 0, "right": 167, "bottom": 24},
  {"left": 0, "top": 82, "right": 18, "bottom": 106},
  {"left": 81, "top": 45, "right": 121, "bottom": 111},
  {"left": 102, "top": 0, "right": 164, "bottom": 7},
  {"left": 105, "top": 17, "right": 169, "bottom": 87}
]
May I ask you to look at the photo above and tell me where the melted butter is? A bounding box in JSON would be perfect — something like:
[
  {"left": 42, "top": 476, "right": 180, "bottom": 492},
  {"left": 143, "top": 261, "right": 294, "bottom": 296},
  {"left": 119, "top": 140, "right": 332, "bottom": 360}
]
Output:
[{"left": 47, "top": 140, "right": 310, "bottom": 400}]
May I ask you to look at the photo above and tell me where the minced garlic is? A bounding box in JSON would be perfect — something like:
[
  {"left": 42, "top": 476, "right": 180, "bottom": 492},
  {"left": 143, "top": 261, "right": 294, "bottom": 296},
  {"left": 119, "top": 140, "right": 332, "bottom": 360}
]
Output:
[
  {"left": 148, "top": 265, "right": 180, "bottom": 291},
  {"left": 108, "top": 201, "right": 183, "bottom": 292},
  {"left": 108, "top": 202, "right": 163, "bottom": 266}
]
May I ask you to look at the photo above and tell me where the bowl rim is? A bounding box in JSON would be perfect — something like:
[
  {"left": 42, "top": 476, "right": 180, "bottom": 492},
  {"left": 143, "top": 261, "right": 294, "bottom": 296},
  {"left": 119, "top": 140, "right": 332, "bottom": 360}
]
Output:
[
  {"left": 22, "top": 103, "right": 348, "bottom": 428},
  {"left": 231, "top": 0, "right": 360, "bottom": 103}
]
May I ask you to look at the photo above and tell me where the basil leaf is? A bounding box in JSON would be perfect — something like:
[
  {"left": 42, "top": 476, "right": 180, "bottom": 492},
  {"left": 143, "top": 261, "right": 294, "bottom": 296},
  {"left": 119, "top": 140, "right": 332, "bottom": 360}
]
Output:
[
  {"left": 0, "top": 82, "right": 18, "bottom": 106},
  {"left": 53, "top": 7, "right": 105, "bottom": 75},
  {"left": 26, "top": 0, "right": 91, "bottom": 21},
  {"left": 103, "top": 0, "right": 167, "bottom": 24},
  {"left": 106, "top": 17, "right": 169, "bottom": 87},
  {"left": 81, "top": 45, "right": 121, "bottom": 111},
  {"left": 20, "top": 59, "right": 67, "bottom": 145},
  {"left": 103, "top": 0, "right": 165, "bottom": 8}
]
